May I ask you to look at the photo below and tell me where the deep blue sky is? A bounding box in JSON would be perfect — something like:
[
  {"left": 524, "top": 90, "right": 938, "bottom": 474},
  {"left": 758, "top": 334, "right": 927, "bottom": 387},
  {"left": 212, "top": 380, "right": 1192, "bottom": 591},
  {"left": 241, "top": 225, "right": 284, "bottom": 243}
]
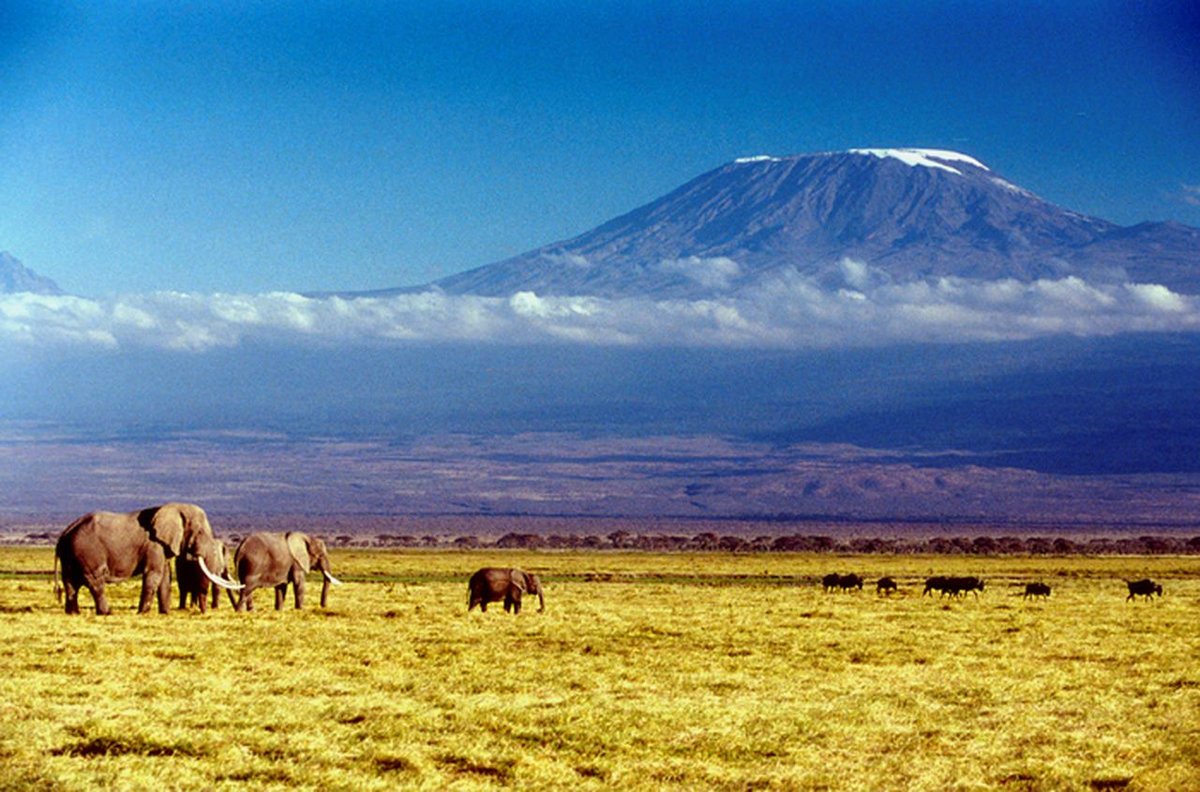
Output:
[{"left": 2, "top": 1, "right": 1197, "bottom": 295}]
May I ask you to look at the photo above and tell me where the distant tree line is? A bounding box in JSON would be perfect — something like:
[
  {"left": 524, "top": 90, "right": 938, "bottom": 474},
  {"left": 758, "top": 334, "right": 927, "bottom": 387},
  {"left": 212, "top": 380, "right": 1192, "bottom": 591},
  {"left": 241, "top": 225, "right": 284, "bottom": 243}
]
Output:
[
  {"left": 13, "top": 530, "right": 1200, "bottom": 555},
  {"left": 334, "top": 532, "right": 1200, "bottom": 555}
]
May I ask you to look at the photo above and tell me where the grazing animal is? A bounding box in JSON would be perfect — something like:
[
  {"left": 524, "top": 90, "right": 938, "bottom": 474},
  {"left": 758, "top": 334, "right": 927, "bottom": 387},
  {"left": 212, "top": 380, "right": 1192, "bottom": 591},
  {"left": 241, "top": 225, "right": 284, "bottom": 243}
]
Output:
[
  {"left": 54, "top": 502, "right": 241, "bottom": 615},
  {"left": 822, "top": 573, "right": 863, "bottom": 592},
  {"left": 1023, "top": 582, "right": 1051, "bottom": 600},
  {"left": 924, "top": 576, "right": 984, "bottom": 598},
  {"left": 922, "top": 576, "right": 948, "bottom": 597},
  {"left": 176, "top": 539, "right": 235, "bottom": 613},
  {"left": 1125, "top": 578, "right": 1162, "bottom": 601},
  {"left": 234, "top": 532, "right": 342, "bottom": 611},
  {"left": 837, "top": 573, "right": 864, "bottom": 592},
  {"left": 468, "top": 567, "right": 544, "bottom": 614},
  {"left": 876, "top": 577, "right": 898, "bottom": 595},
  {"left": 950, "top": 576, "right": 985, "bottom": 598}
]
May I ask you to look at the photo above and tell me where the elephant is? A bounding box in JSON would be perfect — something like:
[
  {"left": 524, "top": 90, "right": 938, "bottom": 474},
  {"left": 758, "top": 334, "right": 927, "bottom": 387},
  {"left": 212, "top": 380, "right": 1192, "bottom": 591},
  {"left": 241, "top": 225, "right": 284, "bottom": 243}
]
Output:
[
  {"left": 176, "top": 539, "right": 235, "bottom": 612},
  {"left": 54, "top": 502, "right": 242, "bottom": 615},
  {"left": 233, "top": 531, "right": 341, "bottom": 611},
  {"left": 467, "top": 567, "right": 544, "bottom": 614}
]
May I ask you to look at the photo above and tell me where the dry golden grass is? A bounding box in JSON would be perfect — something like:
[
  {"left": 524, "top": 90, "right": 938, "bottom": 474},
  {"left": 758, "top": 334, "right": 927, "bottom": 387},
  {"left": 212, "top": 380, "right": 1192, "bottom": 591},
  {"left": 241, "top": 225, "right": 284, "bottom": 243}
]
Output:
[{"left": 1, "top": 548, "right": 1197, "bottom": 790}]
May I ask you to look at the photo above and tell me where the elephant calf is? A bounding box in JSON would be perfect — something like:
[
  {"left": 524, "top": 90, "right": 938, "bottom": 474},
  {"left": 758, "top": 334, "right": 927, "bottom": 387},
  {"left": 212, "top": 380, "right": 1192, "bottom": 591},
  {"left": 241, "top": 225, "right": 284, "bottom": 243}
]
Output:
[
  {"left": 234, "top": 531, "right": 341, "bottom": 611},
  {"left": 468, "top": 567, "right": 544, "bottom": 614}
]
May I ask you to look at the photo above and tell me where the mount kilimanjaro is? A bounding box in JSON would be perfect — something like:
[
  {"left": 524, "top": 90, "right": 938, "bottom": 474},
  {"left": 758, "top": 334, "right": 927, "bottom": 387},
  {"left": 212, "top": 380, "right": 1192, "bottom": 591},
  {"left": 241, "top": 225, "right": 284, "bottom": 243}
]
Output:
[{"left": 419, "top": 148, "right": 1199, "bottom": 299}]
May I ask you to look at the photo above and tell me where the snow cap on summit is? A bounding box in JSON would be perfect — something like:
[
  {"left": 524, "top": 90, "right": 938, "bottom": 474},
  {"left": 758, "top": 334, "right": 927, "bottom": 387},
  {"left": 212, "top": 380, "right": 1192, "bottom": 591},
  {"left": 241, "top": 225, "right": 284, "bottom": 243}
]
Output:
[
  {"left": 848, "top": 148, "right": 989, "bottom": 174},
  {"left": 734, "top": 155, "right": 782, "bottom": 164}
]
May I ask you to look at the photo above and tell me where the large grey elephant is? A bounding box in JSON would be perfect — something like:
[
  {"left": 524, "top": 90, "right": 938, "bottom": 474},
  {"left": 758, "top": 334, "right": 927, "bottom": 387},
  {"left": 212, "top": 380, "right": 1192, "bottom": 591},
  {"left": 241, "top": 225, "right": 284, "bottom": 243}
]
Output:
[
  {"left": 468, "top": 567, "right": 544, "bottom": 614},
  {"left": 233, "top": 531, "right": 341, "bottom": 611},
  {"left": 176, "top": 539, "right": 234, "bottom": 612},
  {"left": 55, "top": 502, "right": 242, "bottom": 615}
]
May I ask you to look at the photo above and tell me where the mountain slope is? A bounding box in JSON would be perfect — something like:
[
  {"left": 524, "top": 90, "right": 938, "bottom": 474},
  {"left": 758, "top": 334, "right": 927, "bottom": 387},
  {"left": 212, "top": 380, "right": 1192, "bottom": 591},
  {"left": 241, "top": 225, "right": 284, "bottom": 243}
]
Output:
[
  {"left": 428, "top": 149, "right": 1199, "bottom": 298},
  {"left": 0, "top": 251, "right": 63, "bottom": 295}
]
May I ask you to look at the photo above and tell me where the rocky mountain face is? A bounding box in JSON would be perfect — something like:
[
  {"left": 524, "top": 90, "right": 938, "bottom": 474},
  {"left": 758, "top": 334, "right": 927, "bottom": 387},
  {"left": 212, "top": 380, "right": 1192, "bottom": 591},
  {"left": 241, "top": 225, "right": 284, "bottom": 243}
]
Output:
[
  {"left": 0, "top": 251, "right": 62, "bottom": 295},
  {"left": 428, "top": 149, "right": 1200, "bottom": 298}
]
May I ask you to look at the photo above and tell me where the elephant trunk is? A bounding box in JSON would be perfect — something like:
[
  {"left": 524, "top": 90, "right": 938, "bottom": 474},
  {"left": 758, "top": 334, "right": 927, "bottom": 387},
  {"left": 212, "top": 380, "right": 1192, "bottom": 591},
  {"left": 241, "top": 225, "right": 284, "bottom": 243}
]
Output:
[
  {"left": 320, "top": 568, "right": 341, "bottom": 609},
  {"left": 536, "top": 588, "right": 545, "bottom": 613},
  {"left": 198, "top": 556, "right": 243, "bottom": 591}
]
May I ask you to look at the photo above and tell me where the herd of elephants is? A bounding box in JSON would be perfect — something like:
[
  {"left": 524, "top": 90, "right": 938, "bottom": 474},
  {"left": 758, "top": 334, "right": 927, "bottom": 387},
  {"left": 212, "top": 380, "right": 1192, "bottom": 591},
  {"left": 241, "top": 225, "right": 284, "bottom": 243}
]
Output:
[
  {"left": 50, "top": 502, "right": 1161, "bottom": 616},
  {"left": 51, "top": 501, "right": 543, "bottom": 615}
]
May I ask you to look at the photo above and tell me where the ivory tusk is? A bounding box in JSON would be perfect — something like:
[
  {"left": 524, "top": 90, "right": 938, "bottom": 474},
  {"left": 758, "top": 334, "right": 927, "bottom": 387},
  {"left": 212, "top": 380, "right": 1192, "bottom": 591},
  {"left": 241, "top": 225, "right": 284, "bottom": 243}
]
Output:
[
  {"left": 322, "top": 570, "right": 343, "bottom": 586},
  {"left": 198, "top": 556, "right": 244, "bottom": 590}
]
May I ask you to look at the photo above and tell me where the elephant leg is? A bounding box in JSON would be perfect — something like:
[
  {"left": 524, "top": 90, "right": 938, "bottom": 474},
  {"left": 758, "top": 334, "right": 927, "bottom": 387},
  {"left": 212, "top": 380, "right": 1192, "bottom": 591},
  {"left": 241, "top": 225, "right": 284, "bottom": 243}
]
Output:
[
  {"left": 274, "top": 583, "right": 287, "bottom": 611},
  {"left": 159, "top": 571, "right": 174, "bottom": 614},
  {"left": 139, "top": 570, "right": 161, "bottom": 614},
  {"left": 236, "top": 585, "right": 253, "bottom": 612},
  {"left": 80, "top": 565, "right": 112, "bottom": 615},
  {"left": 63, "top": 578, "right": 81, "bottom": 614},
  {"left": 88, "top": 582, "right": 111, "bottom": 616},
  {"left": 157, "top": 569, "right": 172, "bottom": 614},
  {"left": 293, "top": 574, "right": 306, "bottom": 609}
]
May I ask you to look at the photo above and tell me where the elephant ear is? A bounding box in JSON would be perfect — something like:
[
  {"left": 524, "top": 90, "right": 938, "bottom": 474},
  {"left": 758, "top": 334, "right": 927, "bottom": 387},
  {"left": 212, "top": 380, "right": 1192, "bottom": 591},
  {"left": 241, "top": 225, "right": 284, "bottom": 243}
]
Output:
[
  {"left": 510, "top": 569, "right": 527, "bottom": 593},
  {"left": 147, "top": 505, "right": 186, "bottom": 558},
  {"left": 286, "top": 533, "right": 311, "bottom": 573}
]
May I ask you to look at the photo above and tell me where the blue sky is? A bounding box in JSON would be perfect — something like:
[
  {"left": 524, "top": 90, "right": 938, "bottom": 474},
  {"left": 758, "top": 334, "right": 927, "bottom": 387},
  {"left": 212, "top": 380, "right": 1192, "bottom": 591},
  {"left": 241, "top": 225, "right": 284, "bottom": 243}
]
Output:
[{"left": 1, "top": 1, "right": 1198, "bottom": 296}]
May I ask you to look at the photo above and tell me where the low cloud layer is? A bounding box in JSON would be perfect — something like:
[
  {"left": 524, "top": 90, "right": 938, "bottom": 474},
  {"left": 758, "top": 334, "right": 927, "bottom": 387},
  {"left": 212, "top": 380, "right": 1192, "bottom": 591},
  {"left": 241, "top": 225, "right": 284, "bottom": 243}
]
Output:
[{"left": 3, "top": 263, "right": 1198, "bottom": 353}]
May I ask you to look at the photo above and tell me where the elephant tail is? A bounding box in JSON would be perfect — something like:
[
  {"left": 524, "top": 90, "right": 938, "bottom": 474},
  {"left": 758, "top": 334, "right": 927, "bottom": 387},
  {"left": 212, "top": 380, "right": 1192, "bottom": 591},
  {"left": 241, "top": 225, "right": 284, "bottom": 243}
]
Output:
[{"left": 52, "top": 549, "right": 62, "bottom": 603}]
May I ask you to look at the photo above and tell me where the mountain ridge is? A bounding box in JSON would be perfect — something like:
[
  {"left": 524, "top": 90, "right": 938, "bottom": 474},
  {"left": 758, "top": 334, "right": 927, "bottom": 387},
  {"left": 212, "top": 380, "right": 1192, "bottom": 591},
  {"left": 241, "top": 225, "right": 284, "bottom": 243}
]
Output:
[
  {"left": 419, "top": 148, "right": 1200, "bottom": 299},
  {"left": 0, "top": 251, "right": 63, "bottom": 295}
]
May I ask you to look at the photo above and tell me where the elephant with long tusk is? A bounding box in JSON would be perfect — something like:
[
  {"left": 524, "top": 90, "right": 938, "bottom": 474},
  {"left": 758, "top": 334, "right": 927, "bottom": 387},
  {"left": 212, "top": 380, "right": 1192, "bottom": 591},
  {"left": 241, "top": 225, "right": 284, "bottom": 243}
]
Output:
[
  {"left": 54, "top": 502, "right": 243, "bottom": 615},
  {"left": 233, "top": 531, "right": 341, "bottom": 611},
  {"left": 176, "top": 539, "right": 236, "bottom": 612}
]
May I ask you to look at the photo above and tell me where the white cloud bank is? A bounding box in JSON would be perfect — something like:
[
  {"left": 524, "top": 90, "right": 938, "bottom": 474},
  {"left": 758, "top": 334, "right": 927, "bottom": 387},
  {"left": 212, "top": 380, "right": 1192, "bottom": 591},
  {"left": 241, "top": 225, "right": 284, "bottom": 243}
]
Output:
[{"left": 3, "top": 264, "right": 1198, "bottom": 353}]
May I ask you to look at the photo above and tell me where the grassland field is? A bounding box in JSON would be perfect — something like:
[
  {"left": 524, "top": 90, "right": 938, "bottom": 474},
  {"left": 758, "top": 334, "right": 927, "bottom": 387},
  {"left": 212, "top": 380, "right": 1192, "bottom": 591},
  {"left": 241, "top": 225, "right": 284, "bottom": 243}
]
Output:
[{"left": 0, "top": 547, "right": 1197, "bottom": 791}]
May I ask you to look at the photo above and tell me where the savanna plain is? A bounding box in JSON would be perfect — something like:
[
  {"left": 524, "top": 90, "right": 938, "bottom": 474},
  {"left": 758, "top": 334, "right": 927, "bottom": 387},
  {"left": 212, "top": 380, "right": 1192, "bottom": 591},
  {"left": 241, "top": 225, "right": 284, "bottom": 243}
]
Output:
[{"left": 0, "top": 549, "right": 1197, "bottom": 791}]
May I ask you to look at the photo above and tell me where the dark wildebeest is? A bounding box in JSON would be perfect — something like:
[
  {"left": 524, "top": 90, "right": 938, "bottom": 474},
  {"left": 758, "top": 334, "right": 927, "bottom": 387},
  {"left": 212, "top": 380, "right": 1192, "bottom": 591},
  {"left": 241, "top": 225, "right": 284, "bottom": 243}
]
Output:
[
  {"left": 837, "top": 573, "right": 864, "bottom": 592},
  {"left": 822, "top": 573, "right": 842, "bottom": 593},
  {"left": 922, "top": 576, "right": 948, "bottom": 597},
  {"left": 1126, "top": 578, "right": 1162, "bottom": 601},
  {"left": 925, "top": 576, "right": 984, "bottom": 598},
  {"left": 1023, "top": 582, "right": 1051, "bottom": 600},
  {"left": 876, "top": 576, "right": 898, "bottom": 595},
  {"left": 949, "top": 576, "right": 985, "bottom": 598}
]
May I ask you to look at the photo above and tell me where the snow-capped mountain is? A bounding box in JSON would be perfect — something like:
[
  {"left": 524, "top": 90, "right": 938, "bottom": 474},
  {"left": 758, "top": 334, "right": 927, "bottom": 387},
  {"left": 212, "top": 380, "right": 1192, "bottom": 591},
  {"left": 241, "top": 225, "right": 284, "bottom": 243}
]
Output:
[
  {"left": 427, "top": 148, "right": 1200, "bottom": 298},
  {"left": 0, "top": 251, "right": 62, "bottom": 295}
]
